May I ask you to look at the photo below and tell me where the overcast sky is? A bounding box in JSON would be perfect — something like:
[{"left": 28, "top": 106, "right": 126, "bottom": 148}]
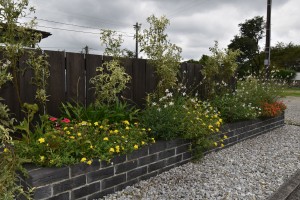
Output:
[{"left": 28, "top": 0, "right": 300, "bottom": 60}]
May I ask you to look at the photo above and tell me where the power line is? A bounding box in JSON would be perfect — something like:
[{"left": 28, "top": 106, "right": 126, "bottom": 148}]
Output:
[{"left": 23, "top": 16, "right": 135, "bottom": 37}]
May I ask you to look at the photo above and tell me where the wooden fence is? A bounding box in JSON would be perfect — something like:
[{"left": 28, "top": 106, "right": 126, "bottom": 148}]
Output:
[{"left": 0, "top": 50, "right": 205, "bottom": 120}]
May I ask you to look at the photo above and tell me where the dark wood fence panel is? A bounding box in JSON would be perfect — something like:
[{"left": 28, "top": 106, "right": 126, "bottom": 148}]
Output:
[
  {"left": 46, "top": 50, "right": 66, "bottom": 117},
  {"left": 132, "top": 59, "right": 146, "bottom": 107},
  {"left": 86, "top": 54, "right": 102, "bottom": 106},
  {"left": 145, "top": 62, "right": 157, "bottom": 95},
  {"left": 66, "top": 52, "right": 85, "bottom": 104},
  {"left": 121, "top": 58, "right": 134, "bottom": 101},
  {"left": 186, "top": 63, "right": 196, "bottom": 91}
]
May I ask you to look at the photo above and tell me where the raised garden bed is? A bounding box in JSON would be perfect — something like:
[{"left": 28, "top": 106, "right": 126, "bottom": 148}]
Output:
[{"left": 18, "top": 114, "right": 284, "bottom": 200}]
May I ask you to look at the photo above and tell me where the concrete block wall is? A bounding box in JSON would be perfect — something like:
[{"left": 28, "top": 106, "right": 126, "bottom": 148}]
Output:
[{"left": 18, "top": 114, "right": 284, "bottom": 200}]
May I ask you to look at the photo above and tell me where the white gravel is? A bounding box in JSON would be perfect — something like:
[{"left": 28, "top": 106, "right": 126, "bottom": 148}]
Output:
[{"left": 103, "top": 97, "right": 300, "bottom": 200}]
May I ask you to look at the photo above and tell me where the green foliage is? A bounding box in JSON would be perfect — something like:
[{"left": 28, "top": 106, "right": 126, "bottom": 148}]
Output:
[
  {"left": 26, "top": 49, "right": 50, "bottom": 109},
  {"left": 211, "top": 94, "right": 260, "bottom": 123},
  {"left": 272, "top": 69, "right": 296, "bottom": 83},
  {"left": 60, "top": 101, "right": 140, "bottom": 124},
  {"left": 138, "top": 15, "right": 182, "bottom": 95},
  {"left": 201, "top": 41, "right": 240, "bottom": 98},
  {"left": 270, "top": 42, "right": 300, "bottom": 72},
  {"left": 90, "top": 30, "right": 131, "bottom": 105},
  {"left": 14, "top": 117, "right": 153, "bottom": 167},
  {"left": 0, "top": 60, "right": 13, "bottom": 87},
  {"left": 228, "top": 16, "right": 265, "bottom": 75}
]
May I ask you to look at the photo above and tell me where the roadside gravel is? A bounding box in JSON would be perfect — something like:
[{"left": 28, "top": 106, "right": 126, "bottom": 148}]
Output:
[{"left": 103, "top": 97, "right": 300, "bottom": 200}]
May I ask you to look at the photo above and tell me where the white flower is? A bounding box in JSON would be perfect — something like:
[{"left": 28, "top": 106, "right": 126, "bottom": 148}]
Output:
[
  {"left": 152, "top": 102, "right": 157, "bottom": 106},
  {"left": 165, "top": 89, "right": 169, "bottom": 93},
  {"left": 157, "top": 108, "right": 161, "bottom": 112},
  {"left": 182, "top": 92, "right": 186, "bottom": 96},
  {"left": 166, "top": 92, "right": 173, "bottom": 97},
  {"left": 169, "top": 102, "right": 174, "bottom": 106},
  {"left": 164, "top": 104, "right": 168, "bottom": 108}
]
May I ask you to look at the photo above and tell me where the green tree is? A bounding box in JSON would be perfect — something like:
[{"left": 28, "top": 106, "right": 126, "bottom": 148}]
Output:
[
  {"left": 270, "top": 42, "right": 300, "bottom": 71},
  {"left": 138, "top": 15, "right": 182, "bottom": 95},
  {"left": 228, "top": 16, "right": 265, "bottom": 76}
]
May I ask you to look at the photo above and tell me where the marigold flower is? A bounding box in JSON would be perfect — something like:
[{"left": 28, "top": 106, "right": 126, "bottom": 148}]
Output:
[
  {"left": 109, "top": 148, "right": 115, "bottom": 153},
  {"left": 214, "top": 142, "right": 218, "bottom": 147},
  {"left": 40, "top": 156, "right": 45, "bottom": 162},
  {"left": 61, "top": 118, "right": 70, "bottom": 123},
  {"left": 224, "top": 135, "right": 228, "bottom": 139},
  {"left": 70, "top": 136, "right": 75, "bottom": 139},
  {"left": 141, "top": 141, "right": 145, "bottom": 145},
  {"left": 90, "top": 145, "right": 94, "bottom": 149},
  {"left": 87, "top": 160, "right": 92, "bottom": 165},
  {"left": 3, "top": 148, "right": 9, "bottom": 153},
  {"left": 142, "top": 128, "right": 146, "bottom": 131},
  {"left": 77, "top": 132, "right": 82, "bottom": 137},
  {"left": 208, "top": 125, "right": 213, "bottom": 129},
  {"left": 219, "top": 118, "right": 223, "bottom": 123},
  {"left": 63, "top": 127, "right": 68, "bottom": 130},
  {"left": 103, "top": 137, "right": 109, "bottom": 141},
  {"left": 221, "top": 144, "right": 225, "bottom": 148},
  {"left": 215, "top": 128, "right": 219, "bottom": 132},
  {"left": 134, "top": 144, "right": 139, "bottom": 150},
  {"left": 148, "top": 128, "right": 151, "bottom": 131},
  {"left": 94, "top": 122, "right": 99, "bottom": 126},
  {"left": 125, "top": 126, "right": 130, "bottom": 130},
  {"left": 99, "top": 125, "right": 104, "bottom": 129},
  {"left": 123, "top": 120, "right": 130, "bottom": 125},
  {"left": 115, "top": 145, "right": 120, "bottom": 153},
  {"left": 80, "top": 157, "right": 87, "bottom": 162},
  {"left": 81, "top": 121, "right": 88, "bottom": 126},
  {"left": 151, "top": 138, "right": 155, "bottom": 143},
  {"left": 114, "top": 129, "right": 119, "bottom": 133},
  {"left": 38, "top": 138, "right": 45, "bottom": 143},
  {"left": 66, "top": 131, "right": 71, "bottom": 135}
]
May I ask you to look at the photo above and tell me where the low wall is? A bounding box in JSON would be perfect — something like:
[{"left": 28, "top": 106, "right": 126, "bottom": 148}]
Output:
[{"left": 18, "top": 114, "right": 284, "bottom": 200}]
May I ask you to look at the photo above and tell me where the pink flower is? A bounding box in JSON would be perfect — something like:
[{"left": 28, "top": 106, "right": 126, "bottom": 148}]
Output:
[
  {"left": 61, "top": 118, "right": 71, "bottom": 123},
  {"left": 49, "top": 117, "right": 58, "bottom": 122}
]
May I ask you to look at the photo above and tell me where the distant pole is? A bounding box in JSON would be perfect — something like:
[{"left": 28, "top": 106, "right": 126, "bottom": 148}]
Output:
[
  {"left": 264, "top": 0, "right": 272, "bottom": 78},
  {"left": 133, "top": 22, "right": 141, "bottom": 59},
  {"left": 84, "top": 45, "right": 89, "bottom": 54}
]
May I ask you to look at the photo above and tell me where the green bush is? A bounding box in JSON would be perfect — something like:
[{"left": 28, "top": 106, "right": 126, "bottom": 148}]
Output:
[{"left": 272, "top": 69, "right": 296, "bottom": 83}]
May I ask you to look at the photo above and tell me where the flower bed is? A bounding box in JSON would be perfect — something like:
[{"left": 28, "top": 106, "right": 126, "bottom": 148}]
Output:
[{"left": 18, "top": 113, "right": 284, "bottom": 200}]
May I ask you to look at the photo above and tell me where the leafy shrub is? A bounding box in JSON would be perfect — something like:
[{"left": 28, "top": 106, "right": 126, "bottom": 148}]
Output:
[
  {"left": 272, "top": 69, "right": 296, "bottom": 84},
  {"left": 211, "top": 94, "right": 260, "bottom": 123}
]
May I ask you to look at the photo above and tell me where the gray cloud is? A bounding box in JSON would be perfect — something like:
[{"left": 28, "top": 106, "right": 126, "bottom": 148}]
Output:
[{"left": 31, "top": 0, "right": 300, "bottom": 60}]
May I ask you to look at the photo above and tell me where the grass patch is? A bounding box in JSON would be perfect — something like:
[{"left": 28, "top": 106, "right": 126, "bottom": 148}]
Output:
[{"left": 282, "top": 87, "right": 300, "bottom": 97}]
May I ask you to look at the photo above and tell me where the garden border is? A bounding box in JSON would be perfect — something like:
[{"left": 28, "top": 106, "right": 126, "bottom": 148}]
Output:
[{"left": 18, "top": 114, "right": 284, "bottom": 200}]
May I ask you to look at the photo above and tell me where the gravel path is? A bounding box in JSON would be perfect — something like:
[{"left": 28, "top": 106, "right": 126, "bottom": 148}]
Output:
[{"left": 103, "top": 97, "right": 300, "bottom": 200}]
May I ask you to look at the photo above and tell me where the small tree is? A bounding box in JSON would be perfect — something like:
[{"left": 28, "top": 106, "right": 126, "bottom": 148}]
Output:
[
  {"left": 138, "top": 15, "right": 182, "bottom": 96},
  {"left": 201, "top": 41, "right": 240, "bottom": 98},
  {"left": 90, "top": 30, "right": 131, "bottom": 105}
]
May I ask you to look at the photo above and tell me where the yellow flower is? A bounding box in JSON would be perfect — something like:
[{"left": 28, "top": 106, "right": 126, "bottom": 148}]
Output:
[
  {"left": 87, "top": 160, "right": 92, "bottom": 165},
  {"left": 3, "top": 148, "right": 9, "bottom": 153},
  {"left": 109, "top": 130, "right": 113, "bottom": 134},
  {"left": 214, "top": 114, "right": 218, "bottom": 118},
  {"left": 224, "top": 135, "right": 228, "bottom": 139},
  {"left": 77, "top": 132, "right": 82, "bottom": 137},
  {"left": 99, "top": 125, "right": 104, "bottom": 129},
  {"left": 219, "top": 118, "right": 223, "bottom": 123},
  {"left": 81, "top": 121, "right": 88, "bottom": 126},
  {"left": 123, "top": 120, "right": 130, "bottom": 125},
  {"left": 215, "top": 121, "right": 221, "bottom": 127},
  {"left": 125, "top": 126, "right": 130, "bottom": 130},
  {"left": 90, "top": 145, "right": 94, "bottom": 149},
  {"left": 208, "top": 125, "right": 213, "bottom": 129},
  {"left": 94, "top": 122, "right": 99, "bottom": 126},
  {"left": 70, "top": 136, "right": 75, "bottom": 139},
  {"left": 215, "top": 128, "right": 219, "bottom": 132},
  {"left": 88, "top": 122, "right": 92, "bottom": 126},
  {"left": 115, "top": 145, "right": 120, "bottom": 153},
  {"left": 151, "top": 138, "right": 155, "bottom": 143},
  {"left": 38, "top": 138, "right": 45, "bottom": 143},
  {"left": 63, "top": 127, "right": 68, "bottom": 130},
  {"left": 114, "top": 129, "right": 119, "bottom": 134},
  {"left": 40, "top": 156, "right": 45, "bottom": 162},
  {"left": 103, "top": 137, "right": 109, "bottom": 141},
  {"left": 109, "top": 148, "right": 115, "bottom": 153},
  {"left": 148, "top": 128, "right": 151, "bottom": 131},
  {"left": 214, "top": 142, "right": 218, "bottom": 147},
  {"left": 121, "top": 136, "right": 125, "bottom": 138},
  {"left": 134, "top": 144, "right": 139, "bottom": 150},
  {"left": 134, "top": 122, "right": 138, "bottom": 125},
  {"left": 142, "top": 128, "right": 146, "bottom": 131},
  {"left": 80, "top": 157, "right": 87, "bottom": 162},
  {"left": 66, "top": 131, "right": 71, "bottom": 135},
  {"left": 141, "top": 141, "right": 145, "bottom": 145},
  {"left": 221, "top": 144, "right": 225, "bottom": 148}
]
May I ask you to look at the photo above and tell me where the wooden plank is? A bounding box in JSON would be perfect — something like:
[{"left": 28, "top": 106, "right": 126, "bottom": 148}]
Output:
[
  {"left": 45, "top": 50, "right": 66, "bottom": 117},
  {"left": 85, "top": 54, "right": 102, "bottom": 106},
  {"left": 66, "top": 52, "right": 85, "bottom": 105},
  {"left": 194, "top": 64, "right": 203, "bottom": 96},
  {"left": 179, "top": 62, "right": 188, "bottom": 84},
  {"left": 120, "top": 57, "right": 134, "bottom": 101},
  {"left": 132, "top": 59, "right": 146, "bottom": 108},
  {"left": 145, "top": 61, "right": 157, "bottom": 95},
  {"left": 186, "top": 63, "right": 195, "bottom": 91}
]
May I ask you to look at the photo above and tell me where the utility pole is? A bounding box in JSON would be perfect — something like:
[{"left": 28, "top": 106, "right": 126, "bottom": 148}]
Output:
[
  {"left": 83, "top": 45, "right": 89, "bottom": 54},
  {"left": 133, "top": 22, "right": 141, "bottom": 59},
  {"left": 264, "top": 0, "right": 272, "bottom": 78}
]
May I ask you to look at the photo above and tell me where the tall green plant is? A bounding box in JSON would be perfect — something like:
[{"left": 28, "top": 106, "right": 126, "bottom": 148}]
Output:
[
  {"left": 201, "top": 41, "right": 240, "bottom": 98},
  {"left": 90, "top": 30, "right": 131, "bottom": 105},
  {"left": 138, "top": 15, "right": 182, "bottom": 95}
]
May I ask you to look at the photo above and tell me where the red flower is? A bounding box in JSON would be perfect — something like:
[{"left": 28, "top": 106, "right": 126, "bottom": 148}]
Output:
[
  {"left": 261, "top": 101, "right": 286, "bottom": 117},
  {"left": 49, "top": 117, "right": 58, "bottom": 122},
  {"left": 61, "top": 118, "right": 71, "bottom": 123}
]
